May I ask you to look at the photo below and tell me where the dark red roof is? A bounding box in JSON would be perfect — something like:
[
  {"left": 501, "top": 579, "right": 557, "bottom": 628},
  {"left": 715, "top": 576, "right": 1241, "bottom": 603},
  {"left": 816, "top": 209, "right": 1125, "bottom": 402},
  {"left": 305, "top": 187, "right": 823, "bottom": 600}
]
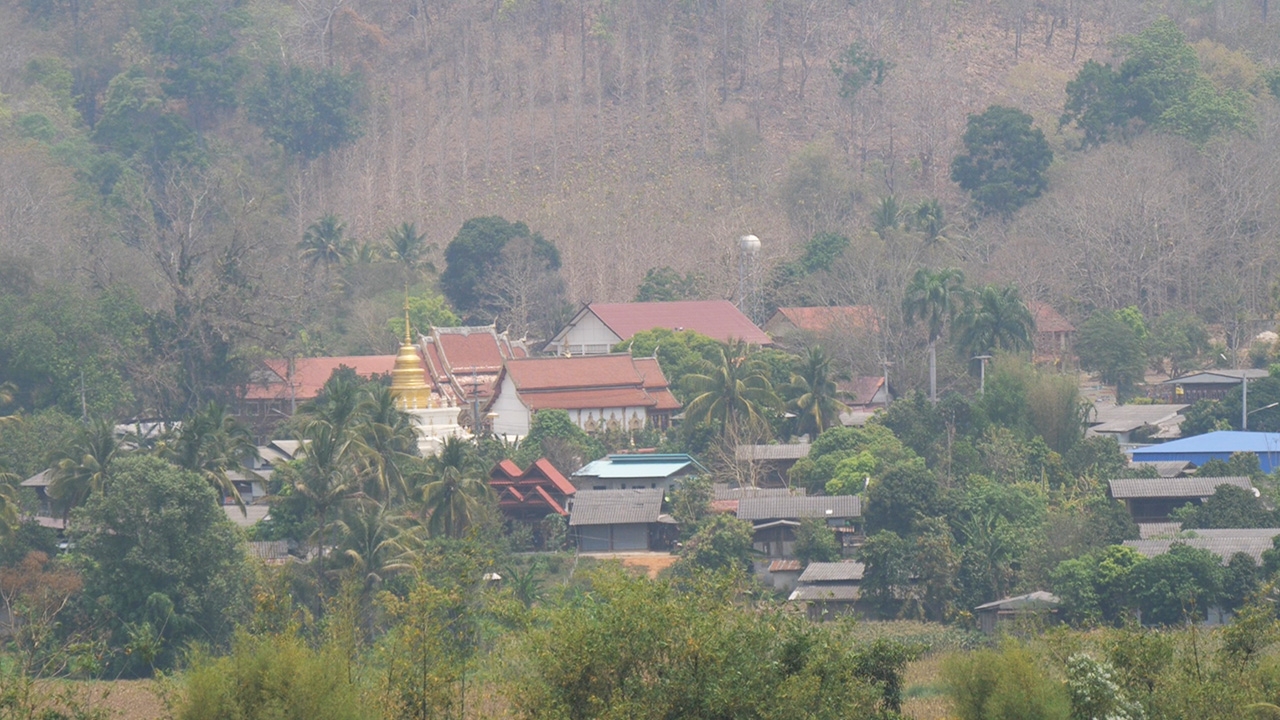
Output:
[
  {"left": 489, "top": 457, "right": 576, "bottom": 516},
  {"left": 588, "top": 301, "right": 771, "bottom": 345},
  {"left": 768, "top": 306, "right": 879, "bottom": 334},
  {"left": 1028, "top": 301, "right": 1075, "bottom": 334},
  {"left": 495, "top": 354, "right": 682, "bottom": 413},
  {"left": 247, "top": 356, "right": 398, "bottom": 400},
  {"left": 838, "top": 376, "right": 886, "bottom": 406}
]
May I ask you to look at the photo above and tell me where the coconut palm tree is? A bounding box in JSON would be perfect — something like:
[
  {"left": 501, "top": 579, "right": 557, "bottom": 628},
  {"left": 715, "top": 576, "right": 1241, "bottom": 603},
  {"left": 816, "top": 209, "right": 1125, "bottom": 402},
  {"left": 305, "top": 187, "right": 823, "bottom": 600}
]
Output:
[
  {"left": 952, "top": 284, "right": 1034, "bottom": 359},
  {"left": 47, "top": 418, "right": 125, "bottom": 518},
  {"left": 157, "top": 402, "right": 259, "bottom": 512},
  {"left": 287, "top": 416, "right": 367, "bottom": 560},
  {"left": 682, "top": 340, "right": 781, "bottom": 440},
  {"left": 903, "top": 267, "right": 968, "bottom": 403},
  {"left": 414, "top": 437, "right": 491, "bottom": 539},
  {"left": 299, "top": 214, "right": 354, "bottom": 278},
  {"left": 784, "top": 346, "right": 848, "bottom": 439},
  {"left": 355, "top": 385, "right": 419, "bottom": 503},
  {"left": 910, "top": 198, "right": 948, "bottom": 244},
  {"left": 385, "top": 221, "right": 436, "bottom": 283},
  {"left": 336, "top": 499, "right": 418, "bottom": 590}
]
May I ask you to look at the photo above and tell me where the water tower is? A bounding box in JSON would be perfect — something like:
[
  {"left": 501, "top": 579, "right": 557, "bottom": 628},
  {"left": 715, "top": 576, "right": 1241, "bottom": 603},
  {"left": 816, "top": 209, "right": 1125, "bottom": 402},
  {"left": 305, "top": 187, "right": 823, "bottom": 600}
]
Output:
[{"left": 737, "top": 234, "right": 761, "bottom": 323}]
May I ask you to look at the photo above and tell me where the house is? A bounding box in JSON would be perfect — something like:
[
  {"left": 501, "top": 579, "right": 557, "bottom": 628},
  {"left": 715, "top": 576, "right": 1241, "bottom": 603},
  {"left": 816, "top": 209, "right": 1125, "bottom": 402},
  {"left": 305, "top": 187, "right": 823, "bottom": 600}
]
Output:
[
  {"left": 420, "top": 325, "right": 528, "bottom": 424},
  {"left": 1087, "top": 403, "right": 1188, "bottom": 445},
  {"left": 486, "top": 354, "right": 680, "bottom": 438},
  {"left": 1127, "top": 460, "right": 1195, "bottom": 478},
  {"left": 838, "top": 376, "right": 892, "bottom": 427},
  {"left": 788, "top": 561, "right": 866, "bottom": 620},
  {"left": 571, "top": 453, "right": 707, "bottom": 492},
  {"left": 1128, "top": 431, "right": 1280, "bottom": 473},
  {"left": 545, "top": 300, "right": 772, "bottom": 356},
  {"left": 1160, "top": 369, "right": 1269, "bottom": 403},
  {"left": 733, "top": 443, "right": 812, "bottom": 487},
  {"left": 20, "top": 470, "right": 62, "bottom": 529},
  {"left": 489, "top": 458, "right": 576, "bottom": 520},
  {"left": 1124, "top": 530, "right": 1280, "bottom": 624},
  {"left": 1028, "top": 301, "right": 1075, "bottom": 361},
  {"left": 974, "top": 592, "right": 1061, "bottom": 634},
  {"left": 1108, "top": 476, "right": 1254, "bottom": 524},
  {"left": 236, "top": 355, "right": 397, "bottom": 440},
  {"left": 736, "top": 495, "right": 862, "bottom": 558},
  {"left": 764, "top": 306, "right": 879, "bottom": 343},
  {"left": 568, "top": 488, "right": 677, "bottom": 552},
  {"left": 710, "top": 484, "right": 799, "bottom": 514}
]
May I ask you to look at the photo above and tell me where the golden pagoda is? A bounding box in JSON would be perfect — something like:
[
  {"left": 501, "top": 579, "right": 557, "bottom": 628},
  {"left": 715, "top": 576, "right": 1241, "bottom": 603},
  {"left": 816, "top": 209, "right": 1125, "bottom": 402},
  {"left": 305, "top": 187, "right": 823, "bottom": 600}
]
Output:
[{"left": 390, "top": 306, "right": 435, "bottom": 411}]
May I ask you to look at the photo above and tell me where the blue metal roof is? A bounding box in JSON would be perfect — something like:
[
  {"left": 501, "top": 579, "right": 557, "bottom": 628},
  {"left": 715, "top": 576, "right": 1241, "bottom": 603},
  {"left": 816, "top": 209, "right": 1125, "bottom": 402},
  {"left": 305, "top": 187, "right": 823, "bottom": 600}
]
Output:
[
  {"left": 572, "top": 453, "right": 708, "bottom": 479},
  {"left": 1129, "top": 431, "right": 1280, "bottom": 474}
]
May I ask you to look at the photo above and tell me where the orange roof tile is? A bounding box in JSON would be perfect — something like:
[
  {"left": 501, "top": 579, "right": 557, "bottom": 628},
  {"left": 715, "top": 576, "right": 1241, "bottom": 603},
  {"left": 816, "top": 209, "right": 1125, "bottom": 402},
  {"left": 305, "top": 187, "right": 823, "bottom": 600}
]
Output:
[
  {"left": 587, "top": 301, "right": 771, "bottom": 345},
  {"left": 247, "top": 356, "right": 398, "bottom": 400},
  {"left": 769, "top": 306, "right": 879, "bottom": 334},
  {"left": 1028, "top": 301, "right": 1075, "bottom": 334},
  {"left": 495, "top": 354, "right": 682, "bottom": 413}
]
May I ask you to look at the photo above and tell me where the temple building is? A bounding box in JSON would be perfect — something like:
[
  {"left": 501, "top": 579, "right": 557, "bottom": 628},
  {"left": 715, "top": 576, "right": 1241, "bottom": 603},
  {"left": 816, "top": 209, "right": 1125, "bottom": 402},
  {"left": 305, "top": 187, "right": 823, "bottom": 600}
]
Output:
[{"left": 390, "top": 316, "right": 469, "bottom": 455}]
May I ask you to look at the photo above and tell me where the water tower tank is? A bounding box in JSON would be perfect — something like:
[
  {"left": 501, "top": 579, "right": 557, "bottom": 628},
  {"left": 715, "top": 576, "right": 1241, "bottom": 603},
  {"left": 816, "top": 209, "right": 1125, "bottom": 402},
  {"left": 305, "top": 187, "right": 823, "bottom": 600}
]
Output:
[{"left": 739, "top": 234, "right": 761, "bottom": 255}]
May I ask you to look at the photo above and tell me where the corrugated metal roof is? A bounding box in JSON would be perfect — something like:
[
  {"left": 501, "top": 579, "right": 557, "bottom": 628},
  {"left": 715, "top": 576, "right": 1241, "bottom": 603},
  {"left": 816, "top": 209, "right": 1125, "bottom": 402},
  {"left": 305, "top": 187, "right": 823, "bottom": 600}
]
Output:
[
  {"left": 1109, "top": 476, "right": 1253, "bottom": 499},
  {"left": 797, "top": 562, "right": 866, "bottom": 583},
  {"left": 573, "top": 454, "right": 704, "bottom": 480},
  {"left": 1138, "top": 522, "right": 1184, "bottom": 539},
  {"left": 768, "top": 560, "right": 803, "bottom": 572},
  {"left": 1129, "top": 461, "right": 1194, "bottom": 478},
  {"left": 1161, "top": 369, "right": 1269, "bottom": 385},
  {"left": 1124, "top": 529, "right": 1280, "bottom": 564},
  {"left": 1130, "top": 431, "right": 1280, "bottom": 456},
  {"left": 712, "top": 485, "right": 798, "bottom": 501},
  {"left": 737, "top": 495, "right": 861, "bottom": 521},
  {"left": 974, "top": 591, "right": 1060, "bottom": 612},
  {"left": 568, "top": 488, "right": 664, "bottom": 526},
  {"left": 789, "top": 584, "right": 861, "bottom": 602},
  {"left": 20, "top": 470, "right": 49, "bottom": 487},
  {"left": 734, "top": 444, "right": 812, "bottom": 461}
]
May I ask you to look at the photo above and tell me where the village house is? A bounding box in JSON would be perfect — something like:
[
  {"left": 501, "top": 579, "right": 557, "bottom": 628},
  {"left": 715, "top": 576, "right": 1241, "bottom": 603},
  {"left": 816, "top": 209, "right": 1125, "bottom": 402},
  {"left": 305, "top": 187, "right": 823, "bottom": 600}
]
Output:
[
  {"left": 788, "top": 561, "right": 866, "bottom": 621},
  {"left": 1123, "top": 529, "right": 1280, "bottom": 624},
  {"left": 732, "top": 444, "right": 812, "bottom": 488},
  {"left": 489, "top": 458, "right": 576, "bottom": 521},
  {"left": 1108, "top": 476, "right": 1255, "bottom": 524},
  {"left": 571, "top": 453, "right": 707, "bottom": 493},
  {"left": 545, "top": 300, "right": 772, "bottom": 356},
  {"left": 485, "top": 354, "right": 680, "bottom": 438},
  {"left": 763, "top": 306, "right": 879, "bottom": 345},
  {"left": 974, "top": 592, "right": 1062, "bottom": 635},
  {"left": 1028, "top": 301, "right": 1075, "bottom": 362},
  {"left": 1160, "top": 369, "right": 1270, "bottom": 403},
  {"left": 419, "top": 324, "right": 527, "bottom": 429},
  {"left": 737, "top": 495, "right": 862, "bottom": 559},
  {"left": 568, "top": 488, "right": 677, "bottom": 552},
  {"left": 1087, "top": 403, "right": 1188, "bottom": 445},
  {"left": 237, "top": 355, "right": 397, "bottom": 441}
]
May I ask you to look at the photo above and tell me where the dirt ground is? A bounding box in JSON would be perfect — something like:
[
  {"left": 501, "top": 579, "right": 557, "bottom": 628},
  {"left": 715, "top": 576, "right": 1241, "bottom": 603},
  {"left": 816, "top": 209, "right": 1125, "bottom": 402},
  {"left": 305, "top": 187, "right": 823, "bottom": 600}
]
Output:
[
  {"left": 33, "top": 679, "right": 170, "bottom": 720},
  {"left": 578, "top": 551, "right": 680, "bottom": 577}
]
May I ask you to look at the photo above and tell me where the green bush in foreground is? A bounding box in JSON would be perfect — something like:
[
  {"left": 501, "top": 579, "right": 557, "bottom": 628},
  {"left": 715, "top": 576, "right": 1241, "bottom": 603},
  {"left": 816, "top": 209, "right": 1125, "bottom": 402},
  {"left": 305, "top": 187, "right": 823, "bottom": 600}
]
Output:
[{"left": 943, "top": 644, "right": 1070, "bottom": 720}]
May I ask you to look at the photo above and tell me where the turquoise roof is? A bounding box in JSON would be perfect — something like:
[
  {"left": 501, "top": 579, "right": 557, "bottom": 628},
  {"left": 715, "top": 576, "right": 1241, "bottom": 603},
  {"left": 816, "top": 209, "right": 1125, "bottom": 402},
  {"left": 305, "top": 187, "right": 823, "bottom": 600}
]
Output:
[{"left": 573, "top": 453, "right": 707, "bottom": 479}]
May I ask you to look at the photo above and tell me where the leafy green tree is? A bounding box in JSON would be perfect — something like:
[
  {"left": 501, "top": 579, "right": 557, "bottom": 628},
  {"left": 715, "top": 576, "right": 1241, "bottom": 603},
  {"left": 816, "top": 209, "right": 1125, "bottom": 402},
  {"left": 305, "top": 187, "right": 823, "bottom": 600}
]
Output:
[
  {"left": 73, "top": 454, "right": 252, "bottom": 674},
  {"left": 944, "top": 645, "right": 1072, "bottom": 720},
  {"left": 1065, "top": 436, "right": 1129, "bottom": 481},
  {"left": 514, "top": 409, "right": 604, "bottom": 476},
  {"left": 903, "top": 267, "right": 968, "bottom": 403},
  {"left": 1052, "top": 545, "right": 1145, "bottom": 627},
  {"left": 950, "top": 105, "right": 1053, "bottom": 216},
  {"left": 1222, "top": 552, "right": 1260, "bottom": 614},
  {"left": 793, "top": 232, "right": 852, "bottom": 275},
  {"left": 872, "top": 196, "right": 901, "bottom": 234},
  {"left": 634, "top": 266, "right": 704, "bottom": 302},
  {"left": 353, "top": 385, "right": 419, "bottom": 502},
  {"left": 667, "top": 474, "right": 712, "bottom": 537},
  {"left": 859, "top": 530, "right": 912, "bottom": 617},
  {"left": 1076, "top": 309, "right": 1148, "bottom": 402},
  {"left": 1148, "top": 310, "right": 1209, "bottom": 377},
  {"left": 793, "top": 518, "right": 841, "bottom": 564},
  {"left": 1177, "top": 484, "right": 1276, "bottom": 529},
  {"left": 441, "top": 216, "right": 559, "bottom": 319},
  {"left": 676, "top": 513, "right": 755, "bottom": 573},
  {"left": 246, "top": 63, "right": 363, "bottom": 161},
  {"left": 388, "top": 291, "right": 460, "bottom": 339},
  {"left": 953, "top": 284, "right": 1034, "bottom": 359},
  {"left": 682, "top": 340, "right": 781, "bottom": 440},
  {"left": 93, "top": 69, "right": 204, "bottom": 169},
  {"left": 615, "top": 328, "right": 724, "bottom": 400},
  {"left": 140, "top": 0, "right": 250, "bottom": 123},
  {"left": 1129, "top": 543, "right": 1224, "bottom": 625},
  {"left": 784, "top": 346, "right": 847, "bottom": 439},
  {"left": 825, "top": 450, "right": 876, "bottom": 495}
]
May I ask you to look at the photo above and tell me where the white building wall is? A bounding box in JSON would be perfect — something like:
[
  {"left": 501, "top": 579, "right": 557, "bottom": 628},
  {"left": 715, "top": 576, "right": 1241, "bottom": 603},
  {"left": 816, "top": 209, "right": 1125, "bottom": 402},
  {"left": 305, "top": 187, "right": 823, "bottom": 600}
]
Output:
[
  {"left": 490, "top": 375, "right": 532, "bottom": 438},
  {"left": 553, "top": 312, "right": 622, "bottom": 355}
]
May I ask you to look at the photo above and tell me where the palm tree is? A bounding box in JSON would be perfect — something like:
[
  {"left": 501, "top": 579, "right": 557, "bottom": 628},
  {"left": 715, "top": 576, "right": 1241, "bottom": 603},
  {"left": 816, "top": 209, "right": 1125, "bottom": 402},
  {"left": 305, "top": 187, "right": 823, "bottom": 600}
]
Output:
[
  {"left": 952, "top": 284, "right": 1034, "bottom": 359},
  {"left": 355, "top": 385, "right": 419, "bottom": 503},
  {"left": 910, "top": 198, "right": 947, "bottom": 244},
  {"left": 784, "top": 346, "right": 848, "bottom": 439},
  {"left": 299, "top": 214, "right": 354, "bottom": 278},
  {"left": 385, "top": 221, "right": 436, "bottom": 283},
  {"left": 157, "top": 402, "right": 259, "bottom": 513},
  {"left": 414, "top": 437, "right": 491, "bottom": 539},
  {"left": 337, "top": 499, "right": 418, "bottom": 590},
  {"left": 47, "top": 418, "right": 125, "bottom": 518},
  {"left": 682, "top": 340, "right": 781, "bottom": 440},
  {"left": 902, "top": 267, "right": 967, "bottom": 403},
  {"left": 288, "top": 416, "right": 367, "bottom": 560},
  {"left": 0, "top": 466, "right": 19, "bottom": 541}
]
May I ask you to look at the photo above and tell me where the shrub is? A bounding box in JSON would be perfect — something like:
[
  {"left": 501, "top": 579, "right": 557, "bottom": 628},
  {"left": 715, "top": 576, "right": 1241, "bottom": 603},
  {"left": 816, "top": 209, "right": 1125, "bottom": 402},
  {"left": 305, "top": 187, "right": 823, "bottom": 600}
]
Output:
[{"left": 944, "top": 644, "right": 1070, "bottom": 720}]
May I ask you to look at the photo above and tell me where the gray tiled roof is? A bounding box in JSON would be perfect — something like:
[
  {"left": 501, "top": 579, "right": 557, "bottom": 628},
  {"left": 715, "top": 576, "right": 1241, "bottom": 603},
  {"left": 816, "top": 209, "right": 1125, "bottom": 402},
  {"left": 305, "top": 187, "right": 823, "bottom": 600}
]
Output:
[
  {"left": 1109, "top": 476, "right": 1252, "bottom": 499},
  {"left": 1123, "top": 528, "right": 1280, "bottom": 564},
  {"left": 789, "top": 584, "right": 861, "bottom": 602},
  {"left": 568, "top": 488, "right": 664, "bottom": 526},
  {"left": 797, "top": 561, "right": 865, "bottom": 583},
  {"left": 737, "top": 495, "right": 861, "bottom": 521},
  {"left": 734, "top": 444, "right": 812, "bottom": 461}
]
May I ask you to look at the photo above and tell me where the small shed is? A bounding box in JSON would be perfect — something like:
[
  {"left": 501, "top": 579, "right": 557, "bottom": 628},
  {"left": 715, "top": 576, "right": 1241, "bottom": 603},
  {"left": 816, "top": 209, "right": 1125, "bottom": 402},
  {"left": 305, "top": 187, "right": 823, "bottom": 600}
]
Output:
[
  {"left": 568, "top": 488, "right": 675, "bottom": 552},
  {"left": 974, "top": 591, "right": 1061, "bottom": 634},
  {"left": 1108, "top": 476, "right": 1254, "bottom": 523},
  {"left": 789, "top": 562, "right": 866, "bottom": 620}
]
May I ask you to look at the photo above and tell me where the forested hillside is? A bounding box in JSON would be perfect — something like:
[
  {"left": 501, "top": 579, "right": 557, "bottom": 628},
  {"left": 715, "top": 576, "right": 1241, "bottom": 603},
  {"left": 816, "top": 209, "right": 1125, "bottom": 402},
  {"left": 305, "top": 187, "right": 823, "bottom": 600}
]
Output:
[{"left": 1, "top": 0, "right": 1279, "bottom": 415}]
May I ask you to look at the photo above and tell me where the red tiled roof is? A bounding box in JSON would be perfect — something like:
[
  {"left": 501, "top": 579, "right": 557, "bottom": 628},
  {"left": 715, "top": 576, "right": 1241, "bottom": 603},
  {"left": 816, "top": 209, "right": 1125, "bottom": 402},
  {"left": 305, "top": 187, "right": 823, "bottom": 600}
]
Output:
[
  {"left": 489, "top": 457, "right": 576, "bottom": 515},
  {"left": 1028, "top": 301, "right": 1075, "bottom": 334},
  {"left": 521, "top": 388, "right": 657, "bottom": 410},
  {"left": 247, "top": 356, "right": 398, "bottom": 400},
  {"left": 633, "top": 357, "right": 683, "bottom": 411},
  {"left": 496, "top": 354, "right": 683, "bottom": 413},
  {"left": 769, "top": 306, "right": 879, "bottom": 334},
  {"left": 588, "top": 301, "right": 772, "bottom": 345},
  {"left": 435, "top": 330, "right": 508, "bottom": 373},
  {"left": 838, "top": 376, "right": 885, "bottom": 406}
]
